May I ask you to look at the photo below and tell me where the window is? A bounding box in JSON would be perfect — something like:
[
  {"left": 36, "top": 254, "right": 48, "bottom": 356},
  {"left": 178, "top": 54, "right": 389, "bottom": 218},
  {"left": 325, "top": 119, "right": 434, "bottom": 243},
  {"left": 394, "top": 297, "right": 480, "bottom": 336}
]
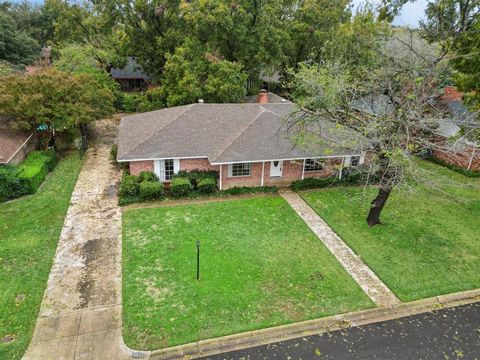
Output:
[
  {"left": 305, "top": 159, "right": 324, "bottom": 172},
  {"left": 154, "top": 159, "right": 179, "bottom": 181},
  {"left": 350, "top": 156, "right": 361, "bottom": 167},
  {"left": 228, "top": 163, "right": 252, "bottom": 177}
]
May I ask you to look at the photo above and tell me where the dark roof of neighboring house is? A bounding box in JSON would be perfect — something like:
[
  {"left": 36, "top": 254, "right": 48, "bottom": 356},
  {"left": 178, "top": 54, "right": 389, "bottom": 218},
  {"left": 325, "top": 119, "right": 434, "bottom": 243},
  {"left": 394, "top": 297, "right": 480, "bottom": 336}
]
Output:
[
  {"left": 0, "top": 122, "right": 33, "bottom": 164},
  {"left": 117, "top": 102, "right": 367, "bottom": 164},
  {"left": 110, "top": 57, "right": 150, "bottom": 81}
]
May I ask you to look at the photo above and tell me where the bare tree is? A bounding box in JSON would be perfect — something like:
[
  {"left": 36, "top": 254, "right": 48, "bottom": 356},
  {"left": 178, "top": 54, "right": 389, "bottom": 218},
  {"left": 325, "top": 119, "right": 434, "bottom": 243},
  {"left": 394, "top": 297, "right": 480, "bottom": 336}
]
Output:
[{"left": 287, "top": 31, "right": 478, "bottom": 226}]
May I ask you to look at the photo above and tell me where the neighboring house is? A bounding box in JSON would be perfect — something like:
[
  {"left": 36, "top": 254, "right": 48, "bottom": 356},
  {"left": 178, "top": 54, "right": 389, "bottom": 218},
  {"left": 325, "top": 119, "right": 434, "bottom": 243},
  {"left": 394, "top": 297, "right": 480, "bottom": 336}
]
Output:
[
  {"left": 117, "top": 91, "right": 368, "bottom": 189},
  {"left": 0, "top": 122, "right": 34, "bottom": 166},
  {"left": 432, "top": 87, "right": 479, "bottom": 171},
  {"left": 110, "top": 57, "right": 151, "bottom": 91}
]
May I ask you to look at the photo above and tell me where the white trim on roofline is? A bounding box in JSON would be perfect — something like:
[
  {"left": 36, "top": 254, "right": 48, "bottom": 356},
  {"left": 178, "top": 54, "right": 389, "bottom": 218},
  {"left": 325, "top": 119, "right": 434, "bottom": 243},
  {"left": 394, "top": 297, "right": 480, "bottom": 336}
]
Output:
[
  {"left": 118, "top": 153, "right": 365, "bottom": 165},
  {"left": 1, "top": 134, "right": 34, "bottom": 164},
  {"left": 117, "top": 155, "right": 208, "bottom": 162}
]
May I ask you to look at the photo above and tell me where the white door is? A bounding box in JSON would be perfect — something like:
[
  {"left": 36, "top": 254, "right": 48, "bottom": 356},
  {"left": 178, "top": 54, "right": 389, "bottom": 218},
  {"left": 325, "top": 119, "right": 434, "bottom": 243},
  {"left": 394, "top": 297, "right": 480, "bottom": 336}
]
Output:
[{"left": 270, "top": 160, "right": 283, "bottom": 178}]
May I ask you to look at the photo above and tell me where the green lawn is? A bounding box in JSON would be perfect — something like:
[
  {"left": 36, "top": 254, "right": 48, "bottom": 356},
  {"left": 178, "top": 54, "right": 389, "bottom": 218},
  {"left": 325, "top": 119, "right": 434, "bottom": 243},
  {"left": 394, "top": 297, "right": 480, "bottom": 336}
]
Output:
[
  {"left": 0, "top": 154, "right": 82, "bottom": 359},
  {"left": 122, "top": 196, "right": 373, "bottom": 350},
  {"left": 302, "top": 161, "right": 480, "bottom": 302}
]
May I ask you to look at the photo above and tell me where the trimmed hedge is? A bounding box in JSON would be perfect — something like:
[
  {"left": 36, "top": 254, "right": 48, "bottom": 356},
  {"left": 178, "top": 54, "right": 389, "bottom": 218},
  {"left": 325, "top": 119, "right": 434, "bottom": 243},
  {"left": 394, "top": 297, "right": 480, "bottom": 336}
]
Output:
[
  {"left": 170, "top": 177, "right": 193, "bottom": 198},
  {"left": 119, "top": 175, "right": 140, "bottom": 197},
  {"left": 291, "top": 177, "right": 338, "bottom": 191},
  {"left": 16, "top": 150, "right": 57, "bottom": 194},
  {"left": 0, "top": 166, "right": 24, "bottom": 202},
  {"left": 138, "top": 171, "right": 159, "bottom": 183},
  {"left": 197, "top": 178, "right": 216, "bottom": 194},
  {"left": 174, "top": 169, "right": 219, "bottom": 188},
  {"left": 428, "top": 156, "right": 480, "bottom": 178},
  {"left": 139, "top": 181, "right": 164, "bottom": 200}
]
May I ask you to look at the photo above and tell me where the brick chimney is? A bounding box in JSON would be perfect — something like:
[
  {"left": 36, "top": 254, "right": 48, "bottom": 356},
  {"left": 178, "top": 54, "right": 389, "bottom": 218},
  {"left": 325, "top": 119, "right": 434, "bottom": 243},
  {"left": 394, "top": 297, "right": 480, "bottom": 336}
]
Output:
[
  {"left": 443, "top": 86, "right": 463, "bottom": 102},
  {"left": 257, "top": 89, "right": 269, "bottom": 104}
]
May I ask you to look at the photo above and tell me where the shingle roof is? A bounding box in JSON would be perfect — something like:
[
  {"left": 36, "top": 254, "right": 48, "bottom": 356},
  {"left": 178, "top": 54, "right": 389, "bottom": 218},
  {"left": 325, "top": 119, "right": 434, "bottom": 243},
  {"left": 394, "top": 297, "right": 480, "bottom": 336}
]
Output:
[
  {"left": 0, "top": 122, "right": 32, "bottom": 164},
  {"left": 117, "top": 103, "right": 367, "bottom": 163},
  {"left": 110, "top": 57, "right": 150, "bottom": 80}
]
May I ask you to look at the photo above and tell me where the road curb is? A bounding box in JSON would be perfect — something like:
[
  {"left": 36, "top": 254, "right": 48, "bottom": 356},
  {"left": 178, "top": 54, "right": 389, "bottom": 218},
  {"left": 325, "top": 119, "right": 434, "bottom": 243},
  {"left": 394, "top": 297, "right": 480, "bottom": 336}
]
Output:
[{"left": 122, "top": 288, "right": 480, "bottom": 360}]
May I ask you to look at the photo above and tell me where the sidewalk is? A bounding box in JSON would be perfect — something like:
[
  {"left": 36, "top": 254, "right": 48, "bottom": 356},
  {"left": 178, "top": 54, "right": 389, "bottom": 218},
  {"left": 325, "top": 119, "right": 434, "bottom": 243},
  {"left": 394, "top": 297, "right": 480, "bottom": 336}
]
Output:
[
  {"left": 279, "top": 189, "right": 400, "bottom": 307},
  {"left": 23, "top": 146, "right": 126, "bottom": 360}
]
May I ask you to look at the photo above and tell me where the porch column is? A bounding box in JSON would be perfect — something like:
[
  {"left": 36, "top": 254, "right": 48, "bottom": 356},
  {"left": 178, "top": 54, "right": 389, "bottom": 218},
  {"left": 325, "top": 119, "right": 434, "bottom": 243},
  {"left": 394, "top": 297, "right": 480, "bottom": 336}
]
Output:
[
  {"left": 339, "top": 157, "right": 346, "bottom": 179},
  {"left": 261, "top": 161, "right": 265, "bottom": 186},
  {"left": 301, "top": 159, "right": 306, "bottom": 180},
  {"left": 219, "top": 165, "right": 223, "bottom": 190}
]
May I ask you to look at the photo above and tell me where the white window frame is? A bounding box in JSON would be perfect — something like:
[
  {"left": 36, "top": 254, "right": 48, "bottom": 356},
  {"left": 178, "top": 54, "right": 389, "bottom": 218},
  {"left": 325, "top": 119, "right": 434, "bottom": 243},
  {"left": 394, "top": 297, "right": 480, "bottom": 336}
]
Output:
[
  {"left": 228, "top": 163, "right": 252, "bottom": 177},
  {"left": 304, "top": 158, "right": 324, "bottom": 172},
  {"left": 154, "top": 159, "right": 180, "bottom": 181}
]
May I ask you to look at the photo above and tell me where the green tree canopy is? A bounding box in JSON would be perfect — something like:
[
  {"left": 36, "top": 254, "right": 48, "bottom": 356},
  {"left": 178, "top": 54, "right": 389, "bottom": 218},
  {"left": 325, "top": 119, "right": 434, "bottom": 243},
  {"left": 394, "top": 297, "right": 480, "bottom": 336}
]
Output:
[
  {"left": 0, "top": 69, "right": 114, "bottom": 139},
  {"left": 161, "top": 38, "right": 248, "bottom": 106}
]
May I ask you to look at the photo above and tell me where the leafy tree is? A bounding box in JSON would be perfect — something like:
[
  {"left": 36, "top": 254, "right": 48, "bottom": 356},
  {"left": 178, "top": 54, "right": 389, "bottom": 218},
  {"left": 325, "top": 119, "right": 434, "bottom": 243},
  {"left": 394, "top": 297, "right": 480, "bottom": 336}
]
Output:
[
  {"left": 161, "top": 38, "right": 247, "bottom": 106},
  {"left": 0, "top": 69, "right": 114, "bottom": 147},
  {"left": 0, "top": 10, "right": 40, "bottom": 65}
]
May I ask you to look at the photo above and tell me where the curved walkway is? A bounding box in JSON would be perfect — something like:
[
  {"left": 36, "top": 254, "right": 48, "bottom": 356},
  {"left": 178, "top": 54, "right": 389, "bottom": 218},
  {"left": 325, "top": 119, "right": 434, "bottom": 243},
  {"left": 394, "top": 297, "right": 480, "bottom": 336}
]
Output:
[{"left": 23, "top": 146, "right": 129, "bottom": 360}]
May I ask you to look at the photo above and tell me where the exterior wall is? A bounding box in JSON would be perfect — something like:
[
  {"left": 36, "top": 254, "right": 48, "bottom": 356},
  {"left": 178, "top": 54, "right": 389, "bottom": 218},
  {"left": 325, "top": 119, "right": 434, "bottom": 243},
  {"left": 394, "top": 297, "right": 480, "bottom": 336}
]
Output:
[
  {"left": 433, "top": 146, "right": 480, "bottom": 171},
  {"left": 180, "top": 158, "right": 219, "bottom": 172},
  {"left": 128, "top": 156, "right": 353, "bottom": 189},
  {"left": 129, "top": 160, "right": 154, "bottom": 175}
]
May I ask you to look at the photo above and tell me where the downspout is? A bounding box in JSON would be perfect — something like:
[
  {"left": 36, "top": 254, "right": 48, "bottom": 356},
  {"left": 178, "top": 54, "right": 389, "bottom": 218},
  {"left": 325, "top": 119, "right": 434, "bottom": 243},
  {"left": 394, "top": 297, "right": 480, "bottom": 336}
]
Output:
[
  {"left": 261, "top": 161, "right": 265, "bottom": 186},
  {"left": 219, "top": 165, "right": 223, "bottom": 190},
  {"left": 302, "top": 159, "right": 306, "bottom": 180}
]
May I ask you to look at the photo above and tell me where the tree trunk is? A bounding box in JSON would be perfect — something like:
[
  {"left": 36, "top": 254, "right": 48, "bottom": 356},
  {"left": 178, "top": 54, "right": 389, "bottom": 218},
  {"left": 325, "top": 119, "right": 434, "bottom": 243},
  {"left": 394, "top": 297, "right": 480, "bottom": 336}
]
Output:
[{"left": 366, "top": 185, "right": 392, "bottom": 227}]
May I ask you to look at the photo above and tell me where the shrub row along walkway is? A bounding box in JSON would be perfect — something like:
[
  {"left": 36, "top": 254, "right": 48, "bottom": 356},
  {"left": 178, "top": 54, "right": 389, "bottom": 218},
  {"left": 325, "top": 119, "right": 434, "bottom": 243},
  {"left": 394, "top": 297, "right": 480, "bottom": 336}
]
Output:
[
  {"left": 23, "top": 146, "right": 125, "bottom": 360},
  {"left": 279, "top": 189, "right": 400, "bottom": 307}
]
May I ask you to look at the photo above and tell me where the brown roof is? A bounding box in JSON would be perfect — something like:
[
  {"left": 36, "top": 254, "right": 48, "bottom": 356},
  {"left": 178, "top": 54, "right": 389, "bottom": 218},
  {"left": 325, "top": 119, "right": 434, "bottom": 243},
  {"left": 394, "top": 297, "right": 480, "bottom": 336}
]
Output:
[
  {"left": 0, "top": 123, "right": 33, "bottom": 164},
  {"left": 117, "top": 103, "right": 367, "bottom": 163}
]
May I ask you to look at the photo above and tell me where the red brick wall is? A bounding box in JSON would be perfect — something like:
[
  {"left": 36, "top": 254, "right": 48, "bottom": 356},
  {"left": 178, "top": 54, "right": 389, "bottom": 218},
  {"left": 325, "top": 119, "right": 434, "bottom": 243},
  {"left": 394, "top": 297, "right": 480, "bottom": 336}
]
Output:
[
  {"left": 129, "top": 160, "right": 154, "bottom": 175},
  {"left": 433, "top": 146, "right": 480, "bottom": 171},
  {"left": 220, "top": 162, "right": 264, "bottom": 189},
  {"left": 180, "top": 158, "right": 219, "bottom": 172}
]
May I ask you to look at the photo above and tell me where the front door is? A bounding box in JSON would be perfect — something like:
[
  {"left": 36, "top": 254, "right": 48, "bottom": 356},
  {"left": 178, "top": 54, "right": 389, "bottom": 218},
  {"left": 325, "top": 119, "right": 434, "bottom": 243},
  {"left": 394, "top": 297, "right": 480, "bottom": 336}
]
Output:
[{"left": 270, "top": 160, "right": 283, "bottom": 178}]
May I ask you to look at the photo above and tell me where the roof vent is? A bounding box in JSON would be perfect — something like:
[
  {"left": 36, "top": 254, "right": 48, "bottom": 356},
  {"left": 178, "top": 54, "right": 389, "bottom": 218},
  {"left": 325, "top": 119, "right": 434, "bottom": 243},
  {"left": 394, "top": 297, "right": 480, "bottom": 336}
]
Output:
[{"left": 198, "top": 99, "right": 204, "bottom": 104}]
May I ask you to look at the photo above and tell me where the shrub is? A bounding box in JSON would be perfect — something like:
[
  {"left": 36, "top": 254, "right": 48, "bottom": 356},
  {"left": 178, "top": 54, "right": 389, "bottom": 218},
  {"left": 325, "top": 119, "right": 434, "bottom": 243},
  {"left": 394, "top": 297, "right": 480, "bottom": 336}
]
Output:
[
  {"left": 220, "top": 186, "right": 278, "bottom": 195},
  {"left": 16, "top": 151, "right": 56, "bottom": 194},
  {"left": 138, "top": 171, "right": 159, "bottom": 183},
  {"left": 110, "top": 144, "right": 118, "bottom": 161},
  {"left": 197, "top": 177, "right": 216, "bottom": 194},
  {"left": 291, "top": 177, "right": 337, "bottom": 192},
  {"left": 0, "top": 166, "right": 25, "bottom": 202},
  {"left": 139, "top": 181, "right": 164, "bottom": 200},
  {"left": 119, "top": 93, "right": 144, "bottom": 113},
  {"left": 119, "top": 175, "right": 140, "bottom": 196},
  {"left": 174, "top": 169, "right": 218, "bottom": 188},
  {"left": 170, "top": 177, "right": 193, "bottom": 198}
]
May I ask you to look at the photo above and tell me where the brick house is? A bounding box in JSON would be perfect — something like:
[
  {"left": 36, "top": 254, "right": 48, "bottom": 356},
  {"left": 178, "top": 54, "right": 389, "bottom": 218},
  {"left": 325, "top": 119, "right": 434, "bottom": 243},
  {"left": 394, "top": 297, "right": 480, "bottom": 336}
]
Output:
[
  {"left": 0, "top": 122, "right": 35, "bottom": 166},
  {"left": 431, "top": 87, "right": 479, "bottom": 172},
  {"left": 117, "top": 92, "right": 368, "bottom": 189}
]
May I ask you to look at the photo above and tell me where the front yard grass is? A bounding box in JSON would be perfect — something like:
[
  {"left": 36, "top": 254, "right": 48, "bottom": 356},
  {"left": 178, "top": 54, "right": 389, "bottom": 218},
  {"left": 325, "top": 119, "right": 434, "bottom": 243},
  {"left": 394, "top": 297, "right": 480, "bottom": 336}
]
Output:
[
  {"left": 0, "top": 153, "right": 82, "bottom": 359},
  {"left": 302, "top": 161, "right": 480, "bottom": 302},
  {"left": 122, "top": 196, "right": 373, "bottom": 350}
]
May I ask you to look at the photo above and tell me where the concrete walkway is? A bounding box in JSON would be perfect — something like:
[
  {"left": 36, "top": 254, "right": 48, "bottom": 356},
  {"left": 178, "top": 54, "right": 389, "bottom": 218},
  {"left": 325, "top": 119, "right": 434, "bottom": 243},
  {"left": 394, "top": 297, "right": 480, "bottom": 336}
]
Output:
[
  {"left": 279, "top": 189, "right": 400, "bottom": 307},
  {"left": 23, "top": 146, "right": 129, "bottom": 360}
]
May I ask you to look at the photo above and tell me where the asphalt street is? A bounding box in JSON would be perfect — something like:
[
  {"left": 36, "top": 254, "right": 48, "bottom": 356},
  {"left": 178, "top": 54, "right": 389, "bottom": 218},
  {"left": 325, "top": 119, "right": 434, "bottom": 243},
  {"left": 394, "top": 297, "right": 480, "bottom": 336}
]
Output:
[{"left": 200, "top": 302, "right": 480, "bottom": 360}]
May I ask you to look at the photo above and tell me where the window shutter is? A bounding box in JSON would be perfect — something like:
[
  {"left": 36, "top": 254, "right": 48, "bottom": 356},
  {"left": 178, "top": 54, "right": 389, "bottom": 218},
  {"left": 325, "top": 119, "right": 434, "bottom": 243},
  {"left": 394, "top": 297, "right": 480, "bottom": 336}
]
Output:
[{"left": 227, "top": 164, "right": 233, "bottom": 177}]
